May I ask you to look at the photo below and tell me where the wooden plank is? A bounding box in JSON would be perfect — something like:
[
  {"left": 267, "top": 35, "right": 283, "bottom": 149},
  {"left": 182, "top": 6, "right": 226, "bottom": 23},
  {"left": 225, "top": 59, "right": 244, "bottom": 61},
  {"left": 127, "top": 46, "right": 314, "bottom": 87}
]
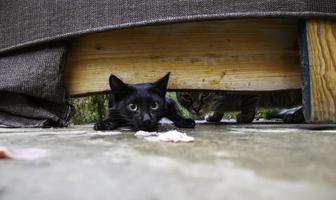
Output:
[
  {"left": 306, "top": 20, "right": 336, "bottom": 122},
  {"left": 65, "top": 19, "right": 301, "bottom": 96}
]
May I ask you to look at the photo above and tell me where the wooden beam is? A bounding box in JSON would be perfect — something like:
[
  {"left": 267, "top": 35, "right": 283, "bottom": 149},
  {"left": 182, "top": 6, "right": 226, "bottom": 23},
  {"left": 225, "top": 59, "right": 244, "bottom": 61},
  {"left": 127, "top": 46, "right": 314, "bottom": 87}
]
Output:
[
  {"left": 65, "top": 19, "right": 301, "bottom": 96},
  {"left": 305, "top": 20, "right": 336, "bottom": 122}
]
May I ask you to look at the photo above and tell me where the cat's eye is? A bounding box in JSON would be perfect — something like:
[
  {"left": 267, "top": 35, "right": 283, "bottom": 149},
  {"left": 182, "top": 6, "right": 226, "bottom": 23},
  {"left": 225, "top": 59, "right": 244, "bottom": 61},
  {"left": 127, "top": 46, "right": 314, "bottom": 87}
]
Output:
[
  {"left": 151, "top": 102, "right": 159, "bottom": 110},
  {"left": 202, "top": 92, "right": 210, "bottom": 98},
  {"left": 128, "top": 103, "right": 138, "bottom": 111},
  {"left": 182, "top": 94, "right": 191, "bottom": 101}
]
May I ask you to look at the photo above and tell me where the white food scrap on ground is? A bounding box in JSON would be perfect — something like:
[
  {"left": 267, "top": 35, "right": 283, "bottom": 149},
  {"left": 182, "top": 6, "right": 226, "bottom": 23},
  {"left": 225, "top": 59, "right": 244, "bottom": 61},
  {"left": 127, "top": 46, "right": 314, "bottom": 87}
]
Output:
[
  {"left": 89, "top": 130, "right": 123, "bottom": 136},
  {"left": 134, "top": 131, "right": 159, "bottom": 137},
  {"left": 135, "top": 130, "right": 194, "bottom": 143}
]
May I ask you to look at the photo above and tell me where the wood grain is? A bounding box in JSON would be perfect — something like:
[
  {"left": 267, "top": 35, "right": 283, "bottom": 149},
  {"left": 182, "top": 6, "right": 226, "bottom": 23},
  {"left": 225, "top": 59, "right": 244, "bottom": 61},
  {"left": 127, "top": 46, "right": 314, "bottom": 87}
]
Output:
[
  {"left": 306, "top": 20, "right": 336, "bottom": 122},
  {"left": 65, "top": 19, "right": 301, "bottom": 96}
]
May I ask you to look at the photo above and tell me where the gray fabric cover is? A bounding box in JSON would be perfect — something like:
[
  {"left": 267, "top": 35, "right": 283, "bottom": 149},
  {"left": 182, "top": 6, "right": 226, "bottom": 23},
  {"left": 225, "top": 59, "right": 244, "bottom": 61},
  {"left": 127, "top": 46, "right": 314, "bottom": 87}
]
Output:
[
  {"left": 1, "top": 0, "right": 336, "bottom": 53},
  {"left": 0, "top": 42, "right": 74, "bottom": 127},
  {"left": 0, "top": 0, "right": 335, "bottom": 127}
]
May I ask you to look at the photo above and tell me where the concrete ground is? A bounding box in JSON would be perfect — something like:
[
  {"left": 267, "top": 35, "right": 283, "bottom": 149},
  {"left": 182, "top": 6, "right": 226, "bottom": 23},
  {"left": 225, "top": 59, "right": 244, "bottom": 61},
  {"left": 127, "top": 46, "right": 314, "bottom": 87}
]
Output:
[{"left": 0, "top": 122, "right": 336, "bottom": 200}]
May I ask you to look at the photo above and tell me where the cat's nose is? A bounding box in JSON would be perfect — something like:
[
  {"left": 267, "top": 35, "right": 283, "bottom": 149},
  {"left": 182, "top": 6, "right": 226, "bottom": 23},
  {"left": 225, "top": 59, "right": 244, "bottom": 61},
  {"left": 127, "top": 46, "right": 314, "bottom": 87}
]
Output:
[
  {"left": 192, "top": 103, "right": 201, "bottom": 114},
  {"left": 142, "top": 114, "right": 152, "bottom": 125}
]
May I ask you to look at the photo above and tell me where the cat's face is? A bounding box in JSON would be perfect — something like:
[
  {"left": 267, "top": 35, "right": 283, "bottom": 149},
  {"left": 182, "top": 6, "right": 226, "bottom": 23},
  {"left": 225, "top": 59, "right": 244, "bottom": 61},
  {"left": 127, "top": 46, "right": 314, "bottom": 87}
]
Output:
[
  {"left": 176, "top": 91, "right": 217, "bottom": 118},
  {"left": 109, "top": 73, "right": 169, "bottom": 131}
]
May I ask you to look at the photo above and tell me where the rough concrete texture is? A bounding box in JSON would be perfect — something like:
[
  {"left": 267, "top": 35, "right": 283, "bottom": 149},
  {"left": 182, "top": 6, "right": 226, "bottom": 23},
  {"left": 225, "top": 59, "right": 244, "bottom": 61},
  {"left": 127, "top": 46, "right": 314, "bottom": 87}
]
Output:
[{"left": 0, "top": 122, "right": 336, "bottom": 200}]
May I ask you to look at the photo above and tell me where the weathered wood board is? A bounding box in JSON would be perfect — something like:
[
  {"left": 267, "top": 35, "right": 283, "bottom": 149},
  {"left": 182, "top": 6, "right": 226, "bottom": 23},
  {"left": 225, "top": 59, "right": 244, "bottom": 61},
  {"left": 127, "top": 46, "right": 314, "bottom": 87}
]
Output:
[
  {"left": 65, "top": 19, "right": 301, "bottom": 96},
  {"left": 306, "top": 20, "right": 336, "bottom": 122}
]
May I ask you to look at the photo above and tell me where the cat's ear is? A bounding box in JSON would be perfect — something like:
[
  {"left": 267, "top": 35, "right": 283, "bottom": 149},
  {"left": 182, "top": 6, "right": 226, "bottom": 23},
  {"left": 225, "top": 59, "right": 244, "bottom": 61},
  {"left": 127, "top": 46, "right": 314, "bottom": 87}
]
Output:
[
  {"left": 153, "top": 72, "right": 170, "bottom": 94},
  {"left": 109, "top": 74, "right": 129, "bottom": 93}
]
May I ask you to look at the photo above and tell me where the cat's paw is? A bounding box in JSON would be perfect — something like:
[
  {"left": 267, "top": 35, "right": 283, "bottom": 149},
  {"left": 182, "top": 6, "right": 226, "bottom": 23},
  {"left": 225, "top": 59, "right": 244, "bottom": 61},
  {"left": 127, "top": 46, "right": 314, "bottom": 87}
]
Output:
[
  {"left": 94, "top": 120, "right": 117, "bottom": 130},
  {"left": 283, "top": 108, "right": 305, "bottom": 123},
  {"left": 205, "top": 111, "right": 224, "bottom": 123},
  {"left": 93, "top": 121, "right": 106, "bottom": 130},
  {"left": 236, "top": 113, "right": 254, "bottom": 124},
  {"left": 174, "top": 118, "right": 196, "bottom": 128}
]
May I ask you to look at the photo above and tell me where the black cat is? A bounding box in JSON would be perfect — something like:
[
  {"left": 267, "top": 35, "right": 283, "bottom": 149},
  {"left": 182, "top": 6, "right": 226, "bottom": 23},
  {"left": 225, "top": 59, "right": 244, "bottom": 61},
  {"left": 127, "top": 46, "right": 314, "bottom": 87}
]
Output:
[{"left": 94, "top": 73, "right": 195, "bottom": 131}]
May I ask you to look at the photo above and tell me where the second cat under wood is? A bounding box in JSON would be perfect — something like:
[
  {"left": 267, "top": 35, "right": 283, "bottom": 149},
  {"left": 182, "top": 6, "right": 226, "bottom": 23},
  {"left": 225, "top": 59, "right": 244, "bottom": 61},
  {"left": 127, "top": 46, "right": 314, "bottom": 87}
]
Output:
[{"left": 176, "top": 90, "right": 304, "bottom": 123}]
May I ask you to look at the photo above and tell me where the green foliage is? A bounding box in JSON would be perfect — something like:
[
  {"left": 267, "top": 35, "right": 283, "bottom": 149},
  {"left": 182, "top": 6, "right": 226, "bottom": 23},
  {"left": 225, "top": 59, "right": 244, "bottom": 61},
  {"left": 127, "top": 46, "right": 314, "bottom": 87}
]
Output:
[
  {"left": 222, "top": 112, "right": 237, "bottom": 120},
  {"left": 70, "top": 95, "right": 108, "bottom": 125},
  {"left": 167, "top": 92, "right": 193, "bottom": 118}
]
